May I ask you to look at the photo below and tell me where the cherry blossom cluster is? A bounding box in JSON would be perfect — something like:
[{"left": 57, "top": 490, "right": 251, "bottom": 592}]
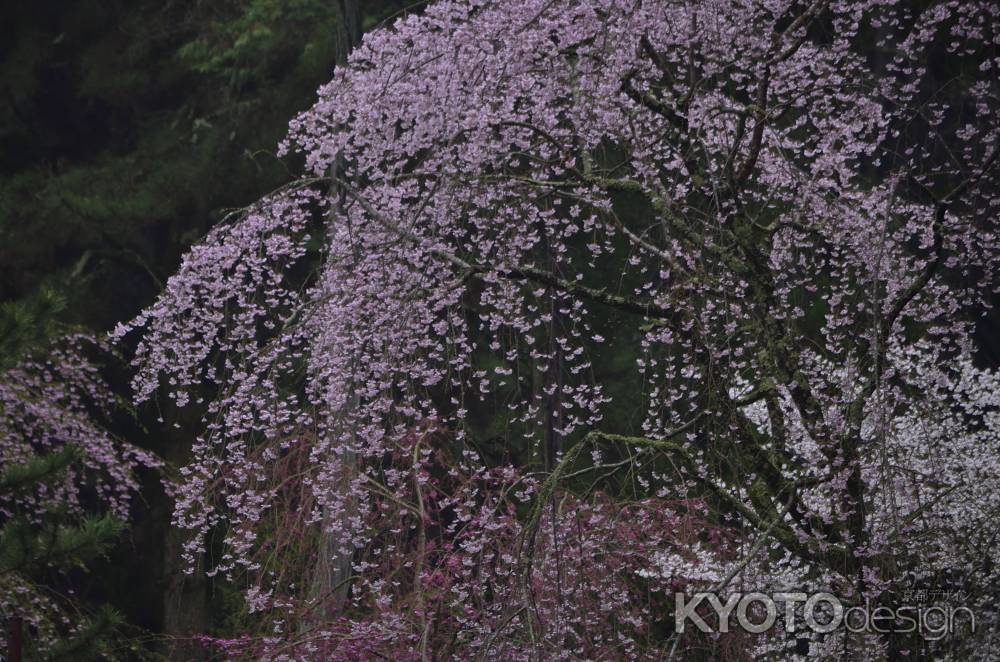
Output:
[
  {"left": 0, "top": 334, "right": 160, "bottom": 520},
  {"left": 119, "top": 0, "right": 999, "bottom": 657}
]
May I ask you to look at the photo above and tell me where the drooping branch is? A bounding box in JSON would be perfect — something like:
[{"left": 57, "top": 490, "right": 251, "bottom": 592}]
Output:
[
  {"left": 334, "top": 176, "right": 683, "bottom": 320},
  {"left": 582, "top": 430, "right": 852, "bottom": 573},
  {"left": 883, "top": 144, "right": 1000, "bottom": 340}
]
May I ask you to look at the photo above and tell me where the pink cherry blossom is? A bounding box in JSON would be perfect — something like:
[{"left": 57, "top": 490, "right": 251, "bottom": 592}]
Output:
[{"left": 119, "top": 0, "right": 1000, "bottom": 658}]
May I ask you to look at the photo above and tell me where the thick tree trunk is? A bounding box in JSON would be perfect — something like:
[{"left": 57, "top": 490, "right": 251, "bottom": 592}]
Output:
[
  {"left": 6, "top": 616, "right": 22, "bottom": 662},
  {"left": 306, "top": 2, "right": 363, "bottom": 607},
  {"left": 161, "top": 436, "right": 209, "bottom": 660},
  {"left": 333, "top": 0, "right": 363, "bottom": 65},
  {"left": 308, "top": 437, "right": 358, "bottom": 618},
  {"left": 162, "top": 526, "right": 209, "bottom": 660}
]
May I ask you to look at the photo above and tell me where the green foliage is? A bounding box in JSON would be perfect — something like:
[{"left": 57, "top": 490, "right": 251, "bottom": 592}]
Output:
[
  {"left": 0, "top": 446, "right": 128, "bottom": 659},
  {"left": 177, "top": 0, "right": 339, "bottom": 90},
  {"left": 0, "top": 512, "right": 126, "bottom": 576},
  {"left": 0, "top": 445, "right": 125, "bottom": 576},
  {"left": 41, "top": 605, "right": 124, "bottom": 662},
  {"left": 0, "top": 445, "right": 79, "bottom": 493},
  {"left": 0, "top": 286, "right": 65, "bottom": 370},
  {"left": 1, "top": 0, "right": 407, "bottom": 330}
]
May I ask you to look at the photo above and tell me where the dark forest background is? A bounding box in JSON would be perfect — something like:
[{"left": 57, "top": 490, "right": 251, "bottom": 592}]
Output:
[{"left": 1, "top": 0, "right": 998, "bottom": 659}]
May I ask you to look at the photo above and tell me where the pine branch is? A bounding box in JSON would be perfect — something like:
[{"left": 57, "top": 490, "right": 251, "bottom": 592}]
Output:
[
  {"left": 0, "top": 446, "right": 80, "bottom": 493},
  {"left": 0, "top": 286, "right": 66, "bottom": 370}
]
